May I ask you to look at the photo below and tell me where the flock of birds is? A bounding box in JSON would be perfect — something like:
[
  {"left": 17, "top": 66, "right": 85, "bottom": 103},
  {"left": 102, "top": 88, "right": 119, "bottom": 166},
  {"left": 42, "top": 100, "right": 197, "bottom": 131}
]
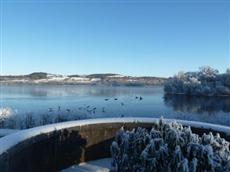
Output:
[{"left": 47, "top": 96, "right": 144, "bottom": 116}]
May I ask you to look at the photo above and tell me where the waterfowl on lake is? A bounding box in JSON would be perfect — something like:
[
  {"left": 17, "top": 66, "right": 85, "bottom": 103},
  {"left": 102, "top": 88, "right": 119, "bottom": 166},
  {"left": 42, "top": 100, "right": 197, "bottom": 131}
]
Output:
[{"left": 48, "top": 108, "right": 53, "bottom": 112}]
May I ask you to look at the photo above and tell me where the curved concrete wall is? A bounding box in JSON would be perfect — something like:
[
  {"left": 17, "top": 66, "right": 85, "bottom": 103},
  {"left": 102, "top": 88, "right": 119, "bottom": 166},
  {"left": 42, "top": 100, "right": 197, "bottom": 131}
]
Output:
[{"left": 0, "top": 118, "right": 230, "bottom": 172}]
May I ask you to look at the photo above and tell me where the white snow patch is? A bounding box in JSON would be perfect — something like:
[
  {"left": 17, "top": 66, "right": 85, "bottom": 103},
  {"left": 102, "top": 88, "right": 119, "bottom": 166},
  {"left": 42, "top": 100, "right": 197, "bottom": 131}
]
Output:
[
  {"left": 47, "top": 76, "right": 68, "bottom": 81},
  {"left": 107, "top": 75, "right": 124, "bottom": 78},
  {"left": 69, "top": 77, "right": 90, "bottom": 81},
  {"left": 0, "top": 129, "right": 20, "bottom": 137},
  {"left": 47, "top": 74, "right": 63, "bottom": 78},
  {"left": 91, "top": 78, "right": 101, "bottom": 82}
]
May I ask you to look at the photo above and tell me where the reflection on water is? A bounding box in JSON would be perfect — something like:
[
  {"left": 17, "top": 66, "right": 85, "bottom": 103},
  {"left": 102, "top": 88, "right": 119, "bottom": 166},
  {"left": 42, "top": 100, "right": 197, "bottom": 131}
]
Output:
[
  {"left": 1, "top": 85, "right": 230, "bottom": 129},
  {"left": 164, "top": 94, "right": 230, "bottom": 114},
  {"left": 1, "top": 84, "right": 160, "bottom": 98}
]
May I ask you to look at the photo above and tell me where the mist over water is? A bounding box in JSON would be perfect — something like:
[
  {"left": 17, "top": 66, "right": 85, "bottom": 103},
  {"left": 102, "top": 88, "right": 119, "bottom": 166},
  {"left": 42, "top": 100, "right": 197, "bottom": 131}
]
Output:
[{"left": 1, "top": 85, "right": 230, "bottom": 129}]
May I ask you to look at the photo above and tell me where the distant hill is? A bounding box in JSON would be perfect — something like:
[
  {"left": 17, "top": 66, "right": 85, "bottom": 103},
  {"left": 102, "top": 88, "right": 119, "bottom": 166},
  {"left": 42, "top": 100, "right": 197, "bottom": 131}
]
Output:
[
  {"left": 28, "top": 72, "right": 48, "bottom": 80},
  {"left": 85, "top": 73, "right": 118, "bottom": 78},
  {"left": 0, "top": 72, "right": 166, "bottom": 86}
]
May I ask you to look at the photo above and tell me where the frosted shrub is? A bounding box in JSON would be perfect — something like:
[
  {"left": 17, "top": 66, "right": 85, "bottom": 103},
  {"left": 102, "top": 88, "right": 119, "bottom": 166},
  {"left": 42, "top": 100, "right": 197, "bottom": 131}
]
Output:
[
  {"left": 164, "top": 66, "right": 230, "bottom": 96},
  {"left": 111, "top": 118, "right": 230, "bottom": 172},
  {"left": 0, "top": 107, "right": 14, "bottom": 128},
  {"left": 0, "top": 108, "right": 88, "bottom": 129}
]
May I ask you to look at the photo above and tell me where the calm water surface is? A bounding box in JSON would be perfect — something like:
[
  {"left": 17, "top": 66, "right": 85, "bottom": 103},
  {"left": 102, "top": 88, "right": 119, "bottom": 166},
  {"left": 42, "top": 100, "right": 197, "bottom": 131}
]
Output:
[{"left": 1, "top": 85, "right": 230, "bottom": 128}]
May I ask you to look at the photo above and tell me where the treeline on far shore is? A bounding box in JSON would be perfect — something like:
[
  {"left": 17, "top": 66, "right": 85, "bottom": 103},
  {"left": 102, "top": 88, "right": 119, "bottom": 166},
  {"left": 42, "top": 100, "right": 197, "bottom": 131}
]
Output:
[{"left": 164, "top": 66, "right": 230, "bottom": 96}]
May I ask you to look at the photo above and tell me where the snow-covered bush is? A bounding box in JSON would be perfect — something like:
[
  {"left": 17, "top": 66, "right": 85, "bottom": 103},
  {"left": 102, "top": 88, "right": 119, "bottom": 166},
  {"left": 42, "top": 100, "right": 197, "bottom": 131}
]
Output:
[
  {"left": 164, "top": 66, "right": 230, "bottom": 96},
  {"left": 0, "top": 107, "right": 14, "bottom": 128},
  {"left": 111, "top": 118, "right": 230, "bottom": 172},
  {"left": 0, "top": 107, "right": 88, "bottom": 129}
]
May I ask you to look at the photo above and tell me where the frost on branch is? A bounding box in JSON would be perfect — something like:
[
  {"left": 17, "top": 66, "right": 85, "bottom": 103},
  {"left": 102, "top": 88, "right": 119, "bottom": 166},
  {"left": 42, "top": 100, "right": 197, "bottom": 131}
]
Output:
[
  {"left": 110, "top": 118, "right": 230, "bottom": 172},
  {"left": 164, "top": 66, "right": 230, "bottom": 96}
]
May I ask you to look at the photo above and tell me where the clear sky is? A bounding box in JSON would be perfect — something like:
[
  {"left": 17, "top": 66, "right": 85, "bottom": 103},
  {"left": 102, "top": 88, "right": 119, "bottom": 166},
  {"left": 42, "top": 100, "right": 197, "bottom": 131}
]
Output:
[{"left": 0, "top": 0, "right": 229, "bottom": 77}]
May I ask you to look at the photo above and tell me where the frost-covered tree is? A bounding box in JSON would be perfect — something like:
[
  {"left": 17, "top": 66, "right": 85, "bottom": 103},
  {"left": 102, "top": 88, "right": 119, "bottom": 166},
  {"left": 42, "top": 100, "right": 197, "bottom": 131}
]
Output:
[
  {"left": 198, "top": 66, "right": 219, "bottom": 81},
  {"left": 111, "top": 118, "right": 230, "bottom": 172},
  {"left": 0, "top": 107, "right": 13, "bottom": 128},
  {"left": 164, "top": 67, "right": 230, "bottom": 96}
]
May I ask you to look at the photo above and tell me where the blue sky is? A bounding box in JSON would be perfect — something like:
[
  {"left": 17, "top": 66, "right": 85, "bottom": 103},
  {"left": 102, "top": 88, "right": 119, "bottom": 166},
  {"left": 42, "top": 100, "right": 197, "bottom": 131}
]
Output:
[{"left": 1, "top": 0, "right": 229, "bottom": 77}]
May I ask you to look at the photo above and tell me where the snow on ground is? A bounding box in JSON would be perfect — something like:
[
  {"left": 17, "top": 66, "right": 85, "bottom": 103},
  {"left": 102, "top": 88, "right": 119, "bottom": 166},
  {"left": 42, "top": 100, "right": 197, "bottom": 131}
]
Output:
[
  {"left": 107, "top": 74, "right": 124, "bottom": 78},
  {"left": 47, "top": 74, "right": 63, "bottom": 78},
  {"left": 90, "top": 78, "right": 101, "bottom": 82},
  {"left": 47, "top": 76, "right": 100, "bottom": 83},
  {"left": 60, "top": 158, "right": 111, "bottom": 172},
  {"left": 68, "top": 77, "right": 90, "bottom": 81},
  {"left": 37, "top": 75, "right": 68, "bottom": 82},
  {"left": 0, "top": 118, "right": 230, "bottom": 155},
  {"left": 0, "top": 129, "right": 20, "bottom": 137}
]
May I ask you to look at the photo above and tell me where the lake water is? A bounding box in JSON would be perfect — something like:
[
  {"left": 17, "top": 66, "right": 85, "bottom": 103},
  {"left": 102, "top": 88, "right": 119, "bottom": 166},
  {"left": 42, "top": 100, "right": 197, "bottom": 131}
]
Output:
[{"left": 1, "top": 85, "right": 230, "bottom": 129}]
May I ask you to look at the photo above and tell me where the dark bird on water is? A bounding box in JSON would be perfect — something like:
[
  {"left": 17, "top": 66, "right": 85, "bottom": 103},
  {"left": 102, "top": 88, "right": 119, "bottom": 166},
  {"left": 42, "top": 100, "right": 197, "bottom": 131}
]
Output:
[
  {"left": 48, "top": 108, "right": 53, "bottom": 112},
  {"left": 114, "top": 98, "right": 118, "bottom": 100},
  {"left": 105, "top": 98, "right": 109, "bottom": 101},
  {"left": 140, "top": 96, "right": 143, "bottom": 100}
]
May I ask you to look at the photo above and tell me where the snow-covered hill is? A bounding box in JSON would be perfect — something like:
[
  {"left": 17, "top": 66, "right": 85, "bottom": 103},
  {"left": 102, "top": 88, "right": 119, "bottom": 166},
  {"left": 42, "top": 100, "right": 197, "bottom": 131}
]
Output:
[{"left": 0, "top": 73, "right": 166, "bottom": 86}]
